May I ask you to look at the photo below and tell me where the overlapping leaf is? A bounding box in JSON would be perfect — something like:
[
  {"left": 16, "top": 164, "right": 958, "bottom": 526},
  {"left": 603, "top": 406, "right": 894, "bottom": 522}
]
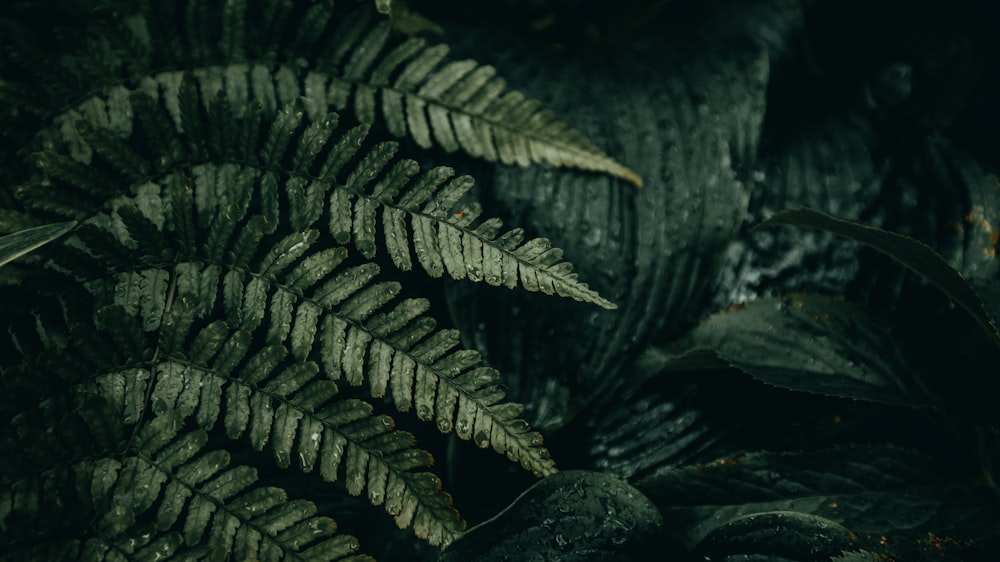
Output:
[
  {"left": 761, "top": 208, "right": 1000, "bottom": 349},
  {"left": 22, "top": 73, "right": 614, "bottom": 310},
  {"left": 636, "top": 444, "right": 1000, "bottom": 554},
  {"left": 3, "top": 1, "right": 638, "bottom": 185},
  {"left": 440, "top": 12, "right": 773, "bottom": 430},
  {"left": 89, "top": 414, "right": 368, "bottom": 561},
  {"left": 644, "top": 293, "right": 934, "bottom": 407},
  {"left": 10, "top": 76, "right": 568, "bottom": 546},
  {"left": 0, "top": 220, "right": 76, "bottom": 268},
  {"left": 440, "top": 471, "right": 663, "bottom": 561}
]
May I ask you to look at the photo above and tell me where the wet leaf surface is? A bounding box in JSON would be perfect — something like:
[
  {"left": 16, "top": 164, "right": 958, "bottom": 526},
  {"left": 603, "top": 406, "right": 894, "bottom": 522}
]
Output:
[
  {"left": 636, "top": 444, "right": 1000, "bottom": 555},
  {"left": 0, "top": 220, "right": 76, "bottom": 268},
  {"left": 439, "top": 470, "right": 663, "bottom": 562},
  {"left": 645, "top": 293, "right": 934, "bottom": 407},
  {"left": 761, "top": 208, "right": 1000, "bottom": 349},
  {"left": 713, "top": 112, "right": 883, "bottom": 308},
  {"left": 444, "top": 10, "right": 776, "bottom": 430},
  {"left": 695, "top": 510, "right": 855, "bottom": 562}
]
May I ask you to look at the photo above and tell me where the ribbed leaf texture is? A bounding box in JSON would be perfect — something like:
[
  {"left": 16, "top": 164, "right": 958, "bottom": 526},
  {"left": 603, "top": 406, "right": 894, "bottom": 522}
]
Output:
[
  {"left": 443, "top": 8, "right": 774, "bottom": 429},
  {"left": 1, "top": 413, "right": 371, "bottom": 561},
  {"left": 0, "top": 0, "right": 637, "bottom": 186},
  {"left": 761, "top": 208, "right": 1000, "bottom": 349},
  {"left": 645, "top": 293, "right": 934, "bottom": 408},
  {"left": 0, "top": 63, "right": 571, "bottom": 550},
  {"left": 636, "top": 444, "right": 1000, "bottom": 557}
]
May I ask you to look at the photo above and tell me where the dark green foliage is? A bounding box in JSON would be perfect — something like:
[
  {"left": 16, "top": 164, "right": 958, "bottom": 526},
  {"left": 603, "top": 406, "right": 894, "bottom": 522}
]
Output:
[
  {"left": 647, "top": 293, "right": 934, "bottom": 407},
  {"left": 0, "top": 1, "right": 632, "bottom": 558},
  {"left": 440, "top": 471, "right": 663, "bottom": 561},
  {"left": 0, "top": 221, "right": 76, "bottom": 267},
  {"left": 637, "top": 445, "right": 1000, "bottom": 553},
  {"left": 3, "top": 0, "right": 1000, "bottom": 561},
  {"left": 762, "top": 208, "right": 1000, "bottom": 348}
]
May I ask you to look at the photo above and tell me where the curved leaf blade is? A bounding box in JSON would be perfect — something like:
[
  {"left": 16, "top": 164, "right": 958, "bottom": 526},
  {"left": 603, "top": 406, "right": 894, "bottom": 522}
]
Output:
[
  {"left": 636, "top": 444, "right": 1000, "bottom": 553},
  {"left": 695, "top": 511, "right": 855, "bottom": 562},
  {"left": 440, "top": 471, "right": 663, "bottom": 561},
  {"left": 0, "top": 221, "right": 77, "bottom": 268},
  {"left": 760, "top": 208, "right": 1000, "bottom": 349},
  {"left": 646, "top": 294, "right": 933, "bottom": 407}
]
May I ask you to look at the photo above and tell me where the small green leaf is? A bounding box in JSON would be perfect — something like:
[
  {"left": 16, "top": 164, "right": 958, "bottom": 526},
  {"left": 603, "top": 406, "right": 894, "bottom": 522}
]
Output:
[
  {"left": 831, "top": 551, "right": 880, "bottom": 561},
  {"left": 760, "top": 208, "right": 1000, "bottom": 349},
  {"left": 0, "top": 221, "right": 77, "bottom": 268}
]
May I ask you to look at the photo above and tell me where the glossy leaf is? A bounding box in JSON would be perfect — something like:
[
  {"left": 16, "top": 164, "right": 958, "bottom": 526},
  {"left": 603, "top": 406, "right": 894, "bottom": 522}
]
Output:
[
  {"left": 646, "top": 294, "right": 933, "bottom": 407},
  {"left": 440, "top": 471, "right": 663, "bottom": 562},
  {"left": 636, "top": 444, "right": 1000, "bottom": 552},
  {"left": 444, "top": 16, "right": 771, "bottom": 429},
  {"left": 0, "top": 220, "right": 76, "bottom": 268},
  {"left": 761, "top": 208, "right": 1000, "bottom": 349},
  {"left": 695, "top": 511, "right": 855, "bottom": 562},
  {"left": 713, "top": 112, "right": 881, "bottom": 306}
]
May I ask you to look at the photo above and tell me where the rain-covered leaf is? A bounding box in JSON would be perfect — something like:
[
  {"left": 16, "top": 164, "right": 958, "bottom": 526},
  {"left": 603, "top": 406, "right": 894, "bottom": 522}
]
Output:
[
  {"left": 439, "top": 471, "right": 663, "bottom": 562},
  {"left": 444, "top": 13, "right": 774, "bottom": 429},
  {"left": 713, "top": 112, "right": 882, "bottom": 307},
  {"left": 695, "top": 511, "right": 855, "bottom": 562},
  {"left": 636, "top": 444, "right": 1000, "bottom": 553},
  {"left": 761, "top": 208, "right": 1000, "bottom": 349},
  {"left": 830, "top": 551, "right": 880, "bottom": 562},
  {"left": 0, "top": 221, "right": 76, "bottom": 268},
  {"left": 644, "top": 294, "right": 933, "bottom": 407}
]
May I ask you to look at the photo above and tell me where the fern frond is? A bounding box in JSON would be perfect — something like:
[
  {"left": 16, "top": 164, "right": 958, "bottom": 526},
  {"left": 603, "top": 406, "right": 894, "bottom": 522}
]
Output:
[
  {"left": 10, "top": 2, "right": 638, "bottom": 186},
  {"left": 71, "top": 413, "right": 370, "bottom": 561},
  {"left": 318, "top": 5, "right": 641, "bottom": 184},
  {"left": 133, "top": 310, "right": 467, "bottom": 546},
  {"left": 325, "top": 144, "right": 618, "bottom": 309},
  {"left": 8, "top": 64, "right": 580, "bottom": 548},
  {"left": 24, "top": 78, "right": 615, "bottom": 309}
]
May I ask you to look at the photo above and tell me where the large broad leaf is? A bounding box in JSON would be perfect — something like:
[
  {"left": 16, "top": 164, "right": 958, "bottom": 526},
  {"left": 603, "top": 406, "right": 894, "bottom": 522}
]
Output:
[
  {"left": 575, "top": 363, "right": 941, "bottom": 484},
  {"left": 635, "top": 444, "right": 1000, "bottom": 557},
  {"left": 0, "top": 221, "right": 76, "bottom": 268},
  {"left": 713, "top": 112, "right": 882, "bottom": 307},
  {"left": 438, "top": 470, "right": 663, "bottom": 562},
  {"left": 695, "top": 510, "right": 855, "bottom": 562},
  {"left": 643, "top": 293, "right": 933, "bottom": 407},
  {"left": 444, "top": 8, "right": 779, "bottom": 429},
  {"left": 760, "top": 208, "right": 1000, "bottom": 349}
]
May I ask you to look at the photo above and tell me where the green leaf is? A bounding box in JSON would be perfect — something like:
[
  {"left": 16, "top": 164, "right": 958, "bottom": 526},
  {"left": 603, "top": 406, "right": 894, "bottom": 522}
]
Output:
[
  {"left": 645, "top": 294, "right": 933, "bottom": 407},
  {"left": 442, "top": 28, "right": 768, "bottom": 428},
  {"left": 332, "top": 153, "right": 616, "bottom": 308},
  {"left": 831, "top": 551, "right": 880, "bottom": 562},
  {"left": 635, "top": 444, "right": 1000, "bottom": 552},
  {"left": 0, "top": 221, "right": 76, "bottom": 268},
  {"left": 760, "top": 208, "right": 1000, "bottom": 349},
  {"left": 440, "top": 471, "right": 663, "bottom": 561},
  {"left": 321, "top": 6, "right": 639, "bottom": 183},
  {"left": 113, "top": 424, "right": 369, "bottom": 559},
  {"left": 695, "top": 511, "right": 855, "bottom": 562}
]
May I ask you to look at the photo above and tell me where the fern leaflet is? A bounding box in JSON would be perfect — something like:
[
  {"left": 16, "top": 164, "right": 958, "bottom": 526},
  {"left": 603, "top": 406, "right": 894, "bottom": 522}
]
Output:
[
  {"left": 8, "top": 2, "right": 640, "bottom": 185},
  {"left": 2, "top": 34, "right": 591, "bottom": 552}
]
